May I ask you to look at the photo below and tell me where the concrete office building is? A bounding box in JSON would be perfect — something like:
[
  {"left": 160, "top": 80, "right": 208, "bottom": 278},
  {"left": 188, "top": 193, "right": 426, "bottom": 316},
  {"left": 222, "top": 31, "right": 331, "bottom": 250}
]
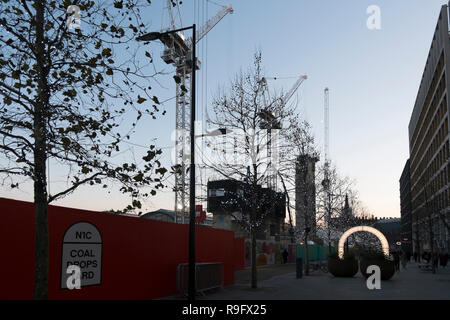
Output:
[
  {"left": 295, "top": 155, "right": 319, "bottom": 240},
  {"left": 400, "top": 159, "right": 413, "bottom": 254},
  {"left": 408, "top": 3, "right": 450, "bottom": 255}
]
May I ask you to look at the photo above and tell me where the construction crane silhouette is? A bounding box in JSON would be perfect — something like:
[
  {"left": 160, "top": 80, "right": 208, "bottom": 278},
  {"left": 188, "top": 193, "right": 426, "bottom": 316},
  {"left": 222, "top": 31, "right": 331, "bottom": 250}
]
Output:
[
  {"left": 259, "top": 74, "right": 308, "bottom": 191},
  {"left": 156, "top": 1, "right": 233, "bottom": 222},
  {"left": 322, "top": 87, "right": 330, "bottom": 190}
]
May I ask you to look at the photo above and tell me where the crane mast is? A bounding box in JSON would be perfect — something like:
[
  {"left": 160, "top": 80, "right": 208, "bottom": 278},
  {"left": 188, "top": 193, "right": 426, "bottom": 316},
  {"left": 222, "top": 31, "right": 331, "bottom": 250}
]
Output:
[
  {"left": 322, "top": 88, "right": 330, "bottom": 195},
  {"left": 260, "top": 74, "right": 307, "bottom": 191},
  {"left": 160, "top": 1, "right": 233, "bottom": 223},
  {"left": 324, "top": 87, "right": 329, "bottom": 166}
]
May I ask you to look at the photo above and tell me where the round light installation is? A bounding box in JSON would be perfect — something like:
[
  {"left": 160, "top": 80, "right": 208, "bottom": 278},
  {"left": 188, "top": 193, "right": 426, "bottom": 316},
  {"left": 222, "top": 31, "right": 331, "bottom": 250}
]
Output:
[{"left": 338, "top": 226, "right": 389, "bottom": 259}]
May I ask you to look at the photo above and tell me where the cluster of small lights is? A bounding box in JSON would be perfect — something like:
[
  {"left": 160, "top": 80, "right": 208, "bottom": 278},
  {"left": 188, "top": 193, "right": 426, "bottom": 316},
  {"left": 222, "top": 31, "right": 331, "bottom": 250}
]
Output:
[
  {"left": 338, "top": 226, "right": 389, "bottom": 259},
  {"left": 217, "top": 189, "right": 282, "bottom": 232}
]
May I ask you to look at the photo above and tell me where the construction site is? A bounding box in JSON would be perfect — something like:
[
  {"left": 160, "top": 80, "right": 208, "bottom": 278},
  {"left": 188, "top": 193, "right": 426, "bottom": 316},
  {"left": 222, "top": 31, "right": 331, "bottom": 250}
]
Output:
[{"left": 1, "top": 0, "right": 448, "bottom": 305}]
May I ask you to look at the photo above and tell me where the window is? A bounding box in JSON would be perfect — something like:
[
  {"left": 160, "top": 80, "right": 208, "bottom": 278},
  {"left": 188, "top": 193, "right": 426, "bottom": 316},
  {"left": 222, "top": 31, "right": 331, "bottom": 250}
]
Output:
[{"left": 209, "top": 188, "right": 225, "bottom": 197}]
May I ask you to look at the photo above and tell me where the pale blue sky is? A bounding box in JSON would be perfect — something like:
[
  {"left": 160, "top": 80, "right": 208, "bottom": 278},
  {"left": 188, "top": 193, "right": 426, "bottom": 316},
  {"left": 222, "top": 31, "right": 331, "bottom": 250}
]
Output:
[{"left": 2, "top": 0, "right": 447, "bottom": 218}]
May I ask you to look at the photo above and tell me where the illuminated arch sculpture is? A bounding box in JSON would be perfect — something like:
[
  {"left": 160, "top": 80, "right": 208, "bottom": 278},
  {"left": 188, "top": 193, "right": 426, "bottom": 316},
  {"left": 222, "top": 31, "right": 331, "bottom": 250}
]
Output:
[{"left": 338, "top": 226, "right": 389, "bottom": 259}]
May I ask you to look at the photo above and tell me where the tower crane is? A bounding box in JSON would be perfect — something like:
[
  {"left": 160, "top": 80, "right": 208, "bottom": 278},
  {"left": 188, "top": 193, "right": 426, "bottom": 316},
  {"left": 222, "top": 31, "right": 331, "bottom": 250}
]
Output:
[
  {"left": 322, "top": 88, "right": 332, "bottom": 253},
  {"left": 259, "top": 74, "right": 308, "bottom": 191},
  {"left": 157, "top": 1, "right": 233, "bottom": 223},
  {"left": 323, "top": 88, "right": 329, "bottom": 166},
  {"left": 281, "top": 74, "right": 308, "bottom": 105},
  {"left": 322, "top": 88, "right": 330, "bottom": 190}
]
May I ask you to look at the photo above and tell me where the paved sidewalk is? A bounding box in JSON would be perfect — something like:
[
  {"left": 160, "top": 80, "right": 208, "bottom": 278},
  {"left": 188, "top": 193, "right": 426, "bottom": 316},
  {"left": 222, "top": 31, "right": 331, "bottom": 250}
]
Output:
[
  {"left": 201, "top": 262, "right": 450, "bottom": 300},
  {"left": 234, "top": 263, "right": 296, "bottom": 284}
]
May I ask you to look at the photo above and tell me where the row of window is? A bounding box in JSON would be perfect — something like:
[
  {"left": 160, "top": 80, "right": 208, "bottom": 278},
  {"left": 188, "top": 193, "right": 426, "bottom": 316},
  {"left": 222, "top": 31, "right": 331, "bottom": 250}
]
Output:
[
  {"left": 412, "top": 111, "right": 448, "bottom": 179},
  {"left": 412, "top": 131, "right": 449, "bottom": 192},
  {"left": 412, "top": 184, "right": 449, "bottom": 221},
  {"left": 411, "top": 78, "right": 446, "bottom": 174},
  {"left": 410, "top": 51, "right": 445, "bottom": 153},
  {"left": 412, "top": 135, "right": 449, "bottom": 203},
  {"left": 411, "top": 213, "right": 449, "bottom": 241}
]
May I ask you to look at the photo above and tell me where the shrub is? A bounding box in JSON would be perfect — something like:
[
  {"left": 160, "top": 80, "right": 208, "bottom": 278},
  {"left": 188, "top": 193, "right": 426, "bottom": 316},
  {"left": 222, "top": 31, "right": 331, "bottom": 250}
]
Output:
[
  {"left": 344, "top": 251, "right": 356, "bottom": 260},
  {"left": 328, "top": 251, "right": 356, "bottom": 260},
  {"left": 360, "top": 250, "right": 388, "bottom": 260}
]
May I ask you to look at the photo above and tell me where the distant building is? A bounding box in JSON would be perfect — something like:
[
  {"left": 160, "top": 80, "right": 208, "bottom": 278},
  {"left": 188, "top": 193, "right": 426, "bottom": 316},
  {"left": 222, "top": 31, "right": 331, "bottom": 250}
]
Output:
[
  {"left": 400, "top": 159, "right": 413, "bottom": 254},
  {"left": 373, "top": 218, "right": 401, "bottom": 249},
  {"left": 141, "top": 209, "right": 176, "bottom": 223},
  {"left": 341, "top": 194, "right": 353, "bottom": 221},
  {"left": 329, "top": 194, "right": 357, "bottom": 232},
  {"left": 295, "top": 155, "right": 319, "bottom": 240},
  {"left": 141, "top": 209, "right": 213, "bottom": 226},
  {"left": 407, "top": 3, "right": 449, "bottom": 254}
]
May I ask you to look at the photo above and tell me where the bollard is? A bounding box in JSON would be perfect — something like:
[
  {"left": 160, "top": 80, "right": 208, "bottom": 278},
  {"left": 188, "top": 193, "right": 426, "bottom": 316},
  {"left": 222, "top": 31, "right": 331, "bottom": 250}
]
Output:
[{"left": 296, "top": 258, "right": 303, "bottom": 279}]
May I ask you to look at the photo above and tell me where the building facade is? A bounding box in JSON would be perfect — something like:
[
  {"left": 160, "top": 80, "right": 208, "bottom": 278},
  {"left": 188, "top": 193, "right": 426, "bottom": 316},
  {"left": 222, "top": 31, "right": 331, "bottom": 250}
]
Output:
[
  {"left": 373, "top": 218, "right": 401, "bottom": 250},
  {"left": 400, "top": 159, "right": 413, "bottom": 254},
  {"left": 408, "top": 3, "right": 450, "bottom": 255},
  {"left": 141, "top": 209, "right": 213, "bottom": 226},
  {"left": 295, "top": 155, "right": 319, "bottom": 240}
]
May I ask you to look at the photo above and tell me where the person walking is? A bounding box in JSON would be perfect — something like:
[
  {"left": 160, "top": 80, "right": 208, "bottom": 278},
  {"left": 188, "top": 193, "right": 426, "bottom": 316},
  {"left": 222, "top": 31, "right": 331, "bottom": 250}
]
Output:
[
  {"left": 439, "top": 251, "right": 444, "bottom": 268},
  {"left": 393, "top": 251, "right": 400, "bottom": 271},
  {"left": 424, "top": 252, "right": 430, "bottom": 264},
  {"left": 401, "top": 251, "right": 407, "bottom": 270},
  {"left": 433, "top": 252, "right": 439, "bottom": 270},
  {"left": 282, "top": 249, "right": 289, "bottom": 264},
  {"left": 413, "top": 251, "right": 418, "bottom": 263}
]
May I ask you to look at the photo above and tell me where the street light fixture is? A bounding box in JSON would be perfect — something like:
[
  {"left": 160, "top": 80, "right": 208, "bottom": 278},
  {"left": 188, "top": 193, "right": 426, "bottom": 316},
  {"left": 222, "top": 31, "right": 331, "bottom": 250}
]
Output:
[
  {"left": 136, "top": 32, "right": 161, "bottom": 42},
  {"left": 137, "top": 24, "right": 197, "bottom": 301}
]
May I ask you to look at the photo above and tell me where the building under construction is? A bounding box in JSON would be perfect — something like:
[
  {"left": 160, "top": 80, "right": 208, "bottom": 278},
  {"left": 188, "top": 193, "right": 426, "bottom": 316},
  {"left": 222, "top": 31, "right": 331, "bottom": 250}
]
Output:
[
  {"left": 207, "top": 179, "right": 286, "bottom": 240},
  {"left": 295, "top": 155, "right": 319, "bottom": 241}
]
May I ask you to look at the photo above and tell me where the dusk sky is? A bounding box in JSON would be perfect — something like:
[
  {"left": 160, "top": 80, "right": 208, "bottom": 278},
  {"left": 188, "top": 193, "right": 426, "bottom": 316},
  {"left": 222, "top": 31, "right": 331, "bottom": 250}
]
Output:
[{"left": 2, "top": 0, "right": 448, "bottom": 220}]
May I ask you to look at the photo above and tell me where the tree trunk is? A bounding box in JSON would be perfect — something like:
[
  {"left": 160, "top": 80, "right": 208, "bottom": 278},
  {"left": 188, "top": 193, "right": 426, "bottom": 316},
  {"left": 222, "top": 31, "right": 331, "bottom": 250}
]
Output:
[
  {"left": 304, "top": 233, "right": 309, "bottom": 276},
  {"left": 250, "top": 163, "right": 258, "bottom": 289},
  {"left": 33, "top": 193, "right": 48, "bottom": 299},
  {"left": 328, "top": 230, "right": 331, "bottom": 254},
  {"left": 33, "top": 0, "right": 49, "bottom": 300},
  {"left": 278, "top": 173, "right": 294, "bottom": 243},
  {"left": 303, "top": 167, "right": 310, "bottom": 275},
  {"left": 327, "top": 193, "right": 332, "bottom": 254}
]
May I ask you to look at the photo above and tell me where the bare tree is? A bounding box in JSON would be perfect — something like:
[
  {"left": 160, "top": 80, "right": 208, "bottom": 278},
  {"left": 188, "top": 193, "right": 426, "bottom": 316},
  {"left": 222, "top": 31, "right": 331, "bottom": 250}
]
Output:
[
  {"left": 0, "top": 0, "right": 170, "bottom": 299},
  {"left": 277, "top": 117, "right": 319, "bottom": 274},
  {"left": 315, "top": 161, "right": 354, "bottom": 253},
  {"left": 204, "top": 51, "right": 302, "bottom": 288}
]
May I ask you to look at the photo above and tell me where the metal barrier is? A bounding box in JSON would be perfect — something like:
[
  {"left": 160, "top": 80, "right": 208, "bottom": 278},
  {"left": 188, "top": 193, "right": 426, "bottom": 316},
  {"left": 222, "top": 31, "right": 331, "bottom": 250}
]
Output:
[{"left": 176, "top": 262, "right": 224, "bottom": 296}]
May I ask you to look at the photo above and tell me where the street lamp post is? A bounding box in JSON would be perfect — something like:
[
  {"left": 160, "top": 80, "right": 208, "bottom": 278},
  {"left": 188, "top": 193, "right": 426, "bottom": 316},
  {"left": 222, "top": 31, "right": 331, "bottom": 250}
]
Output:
[
  {"left": 304, "top": 227, "right": 310, "bottom": 276},
  {"left": 137, "top": 24, "right": 197, "bottom": 301}
]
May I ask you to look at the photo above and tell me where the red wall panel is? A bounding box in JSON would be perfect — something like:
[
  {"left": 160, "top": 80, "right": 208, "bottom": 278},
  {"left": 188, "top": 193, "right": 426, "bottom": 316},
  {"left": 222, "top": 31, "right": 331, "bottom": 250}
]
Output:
[
  {"left": 0, "top": 198, "right": 244, "bottom": 300},
  {"left": 0, "top": 198, "right": 35, "bottom": 299},
  {"left": 233, "top": 238, "right": 245, "bottom": 270}
]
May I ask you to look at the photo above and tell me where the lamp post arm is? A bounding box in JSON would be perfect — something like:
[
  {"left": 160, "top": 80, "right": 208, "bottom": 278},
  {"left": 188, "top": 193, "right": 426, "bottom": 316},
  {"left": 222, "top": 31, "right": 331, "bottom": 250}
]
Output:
[{"left": 161, "top": 25, "right": 194, "bottom": 35}]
